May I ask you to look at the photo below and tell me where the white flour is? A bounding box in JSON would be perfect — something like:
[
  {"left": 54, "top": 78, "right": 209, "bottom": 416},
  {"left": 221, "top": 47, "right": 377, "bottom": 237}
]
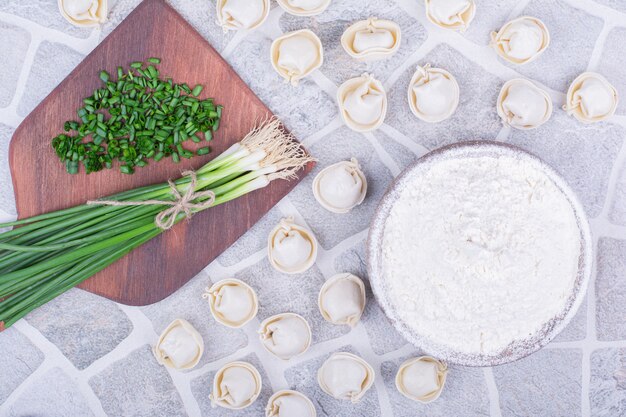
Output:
[{"left": 382, "top": 155, "right": 581, "bottom": 354}]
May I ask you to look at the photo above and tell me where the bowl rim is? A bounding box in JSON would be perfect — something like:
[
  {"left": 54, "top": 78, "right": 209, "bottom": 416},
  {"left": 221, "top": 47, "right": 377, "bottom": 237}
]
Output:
[{"left": 366, "top": 141, "right": 593, "bottom": 366}]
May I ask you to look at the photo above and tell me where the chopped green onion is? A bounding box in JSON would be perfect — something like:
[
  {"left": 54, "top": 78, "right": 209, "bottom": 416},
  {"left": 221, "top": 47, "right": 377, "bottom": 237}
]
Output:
[
  {"left": 50, "top": 59, "right": 222, "bottom": 174},
  {"left": 120, "top": 165, "right": 134, "bottom": 174},
  {"left": 191, "top": 85, "right": 203, "bottom": 97}
]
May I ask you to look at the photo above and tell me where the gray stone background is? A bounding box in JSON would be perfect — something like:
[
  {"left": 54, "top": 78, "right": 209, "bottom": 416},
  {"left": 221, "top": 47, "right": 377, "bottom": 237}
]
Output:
[{"left": 0, "top": 0, "right": 625, "bottom": 416}]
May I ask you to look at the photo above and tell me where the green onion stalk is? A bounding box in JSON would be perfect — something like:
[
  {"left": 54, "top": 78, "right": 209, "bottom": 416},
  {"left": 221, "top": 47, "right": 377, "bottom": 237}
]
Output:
[{"left": 0, "top": 119, "right": 314, "bottom": 330}]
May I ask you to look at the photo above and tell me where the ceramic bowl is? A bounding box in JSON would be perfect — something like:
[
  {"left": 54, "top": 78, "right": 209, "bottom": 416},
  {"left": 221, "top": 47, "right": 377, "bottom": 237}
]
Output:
[{"left": 366, "top": 141, "right": 592, "bottom": 366}]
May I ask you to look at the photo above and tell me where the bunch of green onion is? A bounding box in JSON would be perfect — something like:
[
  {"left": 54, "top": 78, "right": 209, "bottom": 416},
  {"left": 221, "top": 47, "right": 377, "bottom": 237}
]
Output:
[{"left": 0, "top": 119, "right": 313, "bottom": 330}]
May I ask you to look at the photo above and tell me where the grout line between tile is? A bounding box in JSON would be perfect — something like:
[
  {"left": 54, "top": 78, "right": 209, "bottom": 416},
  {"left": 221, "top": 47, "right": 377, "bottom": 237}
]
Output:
[
  {"left": 483, "top": 367, "right": 503, "bottom": 417},
  {"left": 379, "top": 123, "right": 430, "bottom": 156},
  {"left": 597, "top": 139, "right": 626, "bottom": 220},
  {"left": 1, "top": 32, "right": 40, "bottom": 126},
  {"left": 587, "top": 21, "right": 613, "bottom": 71},
  {"left": 0, "top": 12, "right": 100, "bottom": 55},
  {"left": 363, "top": 132, "right": 402, "bottom": 177}
]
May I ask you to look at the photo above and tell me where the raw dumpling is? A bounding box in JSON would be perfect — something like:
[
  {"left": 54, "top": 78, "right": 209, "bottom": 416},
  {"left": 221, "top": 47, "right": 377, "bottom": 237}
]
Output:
[
  {"left": 153, "top": 319, "right": 204, "bottom": 370},
  {"left": 490, "top": 16, "right": 550, "bottom": 65},
  {"left": 210, "top": 361, "right": 263, "bottom": 409},
  {"left": 271, "top": 30, "right": 324, "bottom": 86},
  {"left": 395, "top": 356, "right": 448, "bottom": 403},
  {"left": 259, "top": 313, "right": 312, "bottom": 360},
  {"left": 58, "top": 0, "right": 107, "bottom": 27},
  {"left": 318, "top": 273, "right": 366, "bottom": 327},
  {"left": 337, "top": 73, "right": 387, "bottom": 132},
  {"left": 563, "top": 72, "right": 619, "bottom": 123},
  {"left": 216, "top": 0, "right": 270, "bottom": 32},
  {"left": 497, "top": 78, "right": 552, "bottom": 129},
  {"left": 407, "top": 64, "right": 459, "bottom": 123},
  {"left": 277, "top": 0, "right": 331, "bottom": 16},
  {"left": 204, "top": 279, "right": 258, "bottom": 328},
  {"left": 317, "top": 352, "right": 375, "bottom": 403},
  {"left": 312, "top": 158, "right": 367, "bottom": 213},
  {"left": 268, "top": 217, "right": 318, "bottom": 274},
  {"left": 425, "top": 0, "right": 475, "bottom": 32},
  {"left": 266, "top": 390, "right": 316, "bottom": 417},
  {"left": 341, "top": 18, "right": 401, "bottom": 61}
]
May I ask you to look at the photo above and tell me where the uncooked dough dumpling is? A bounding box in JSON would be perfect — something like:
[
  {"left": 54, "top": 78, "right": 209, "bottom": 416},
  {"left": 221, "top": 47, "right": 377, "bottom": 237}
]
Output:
[
  {"left": 216, "top": 0, "right": 270, "bottom": 32},
  {"left": 425, "top": 0, "right": 476, "bottom": 32},
  {"left": 259, "top": 313, "right": 312, "bottom": 360},
  {"left": 490, "top": 16, "right": 550, "bottom": 65},
  {"left": 497, "top": 78, "right": 553, "bottom": 129},
  {"left": 341, "top": 17, "right": 401, "bottom": 61},
  {"left": 153, "top": 319, "right": 204, "bottom": 370},
  {"left": 266, "top": 390, "right": 316, "bottom": 417},
  {"left": 407, "top": 64, "right": 459, "bottom": 123},
  {"left": 337, "top": 73, "right": 387, "bottom": 132},
  {"left": 276, "top": 0, "right": 331, "bottom": 16},
  {"left": 317, "top": 352, "right": 375, "bottom": 403},
  {"left": 271, "top": 30, "right": 324, "bottom": 86},
  {"left": 268, "top": 217, "right": 318, "bottom": 274},
  {"left": 318, "top": 273, "right": 366, "bottom": 327},
  {"left": 210, "top": 361, "right": 263, "bottom": 409},
  {"left": 563, "top": 72, "right": 619, "bottom": 123},
  {"left": 395, "top": 356, "right": 448, "bottom": 403},
  {"left": 58, "top": 0, "right": 107, "bottom": 27},
  {"left": 312, "top": 158, "right": 367, "bottom": 213},
  {"left": 204, "top": 279, "right": 259, "bottom": 328}
]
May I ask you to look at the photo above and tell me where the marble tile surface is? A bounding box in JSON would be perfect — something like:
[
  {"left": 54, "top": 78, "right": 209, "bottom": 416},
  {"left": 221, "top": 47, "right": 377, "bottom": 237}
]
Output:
[
  {"left": 596, "top": 238, "right": 626, "bottom": 341},
  {"left": 17, "top": 41, "right": 85, "bottom": 116},
  {"left": 6, "top": 367, "right": 96, "bottom": 417},
  {"left": 89, "top": 345, "right": 186, "bottom": 417},
  {"left": 0, "top": 22, "right": 30, "bottom": 108},
  {"left": 590, "top": 348, "right": 626, "bottom": 417},
  {"left": 1, "top": 0, "right": 626, "bottom": 416},
  {"left": 26, "top": 288, "right": 133, "bottom": 370},
  {"left": 505, "top": 112, "right": 624, "bottom": 218},
  {"left": 493, "top": 349, "right": 583, "bottom": 417},
  {"left": 0, "top": 327, "right": 44, "bottom": 404}
]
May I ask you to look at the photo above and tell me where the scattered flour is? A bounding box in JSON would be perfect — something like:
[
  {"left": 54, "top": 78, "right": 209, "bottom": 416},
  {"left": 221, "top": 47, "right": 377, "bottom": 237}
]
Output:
[{"left": 382, "top": 155, "right": 581, "bottom": 354}]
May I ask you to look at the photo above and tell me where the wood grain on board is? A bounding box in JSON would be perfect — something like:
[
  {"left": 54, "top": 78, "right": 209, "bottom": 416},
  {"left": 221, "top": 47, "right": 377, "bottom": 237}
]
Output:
[{"left": 9, "top": 0, "right": 314, "bottom": 305}]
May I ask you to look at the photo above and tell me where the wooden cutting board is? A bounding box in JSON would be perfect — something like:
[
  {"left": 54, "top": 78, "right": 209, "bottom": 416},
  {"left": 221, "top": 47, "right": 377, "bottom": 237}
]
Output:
[{"left": 9, "top": 0, "right": 313, "bottom": 305}]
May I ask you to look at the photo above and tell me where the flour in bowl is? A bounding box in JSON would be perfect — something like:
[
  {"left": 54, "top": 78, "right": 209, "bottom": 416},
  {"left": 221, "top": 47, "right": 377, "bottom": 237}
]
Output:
[{"left": 382, "top": 155, "right": 581, "bottom": 354}]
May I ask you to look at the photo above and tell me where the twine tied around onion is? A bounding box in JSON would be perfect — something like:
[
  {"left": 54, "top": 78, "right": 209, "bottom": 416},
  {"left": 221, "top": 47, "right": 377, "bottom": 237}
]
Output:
[{"left": 87, "top": 170, "right": 215, "bottom": 230}]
